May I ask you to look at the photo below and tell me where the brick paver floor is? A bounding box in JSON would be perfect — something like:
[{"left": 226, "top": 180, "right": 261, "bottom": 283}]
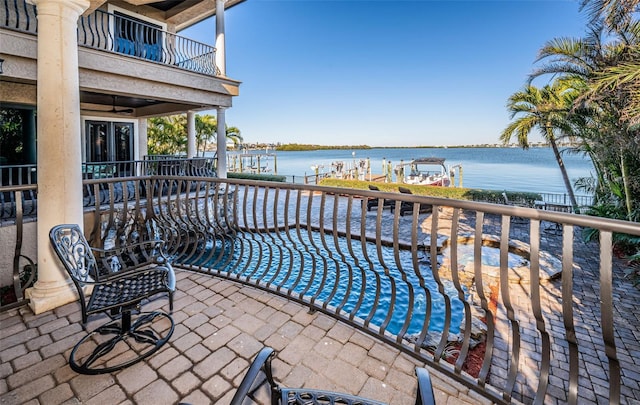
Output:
[{"left": 0, "top": 270, "right": 486, "bottom": 405}]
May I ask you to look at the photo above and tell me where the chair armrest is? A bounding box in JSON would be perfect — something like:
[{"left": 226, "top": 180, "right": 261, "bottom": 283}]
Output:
[
  {"left": 231, "top": 347, "right": 277, "bottom": 405},
  {"left": 415, "top": 368, "right": 436, "bottom": 405}
]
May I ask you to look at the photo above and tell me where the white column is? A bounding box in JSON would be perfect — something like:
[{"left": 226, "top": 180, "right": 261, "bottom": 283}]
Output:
[
  {"left": 215, "top": 0, "right": 227, "bottom": 177},
  {"left": 187, "top": 111, "right": 197, "bottom": 158},
  {"left": 138, "top": 118, "right": 148, "bottom": 176},
  {"left": 215, "top": 0, "right": 226, "bottom": 76},
  {"left": 26, "top": 0, "right": 90, "bottom": 314},
  {"left": 138, "top": 118, "right": 148, "bottom": 160},
  {"left": 216, "top": 108, "right": 227, "bottom": 178}
]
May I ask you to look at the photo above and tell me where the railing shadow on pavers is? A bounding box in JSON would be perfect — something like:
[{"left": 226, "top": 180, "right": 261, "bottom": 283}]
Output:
[{"left": 2, "top": 176, "right": 639, "bottom": 405}]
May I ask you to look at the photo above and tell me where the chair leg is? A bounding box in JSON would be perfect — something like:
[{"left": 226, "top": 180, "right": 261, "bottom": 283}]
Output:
[{"left": 69, "top": 310, "right": 174, "bottom": 375}]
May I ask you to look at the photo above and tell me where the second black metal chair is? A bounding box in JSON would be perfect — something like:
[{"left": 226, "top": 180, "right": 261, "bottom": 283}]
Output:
[{"left": 231, "top": 347, "right": 436, "bottom": 405}]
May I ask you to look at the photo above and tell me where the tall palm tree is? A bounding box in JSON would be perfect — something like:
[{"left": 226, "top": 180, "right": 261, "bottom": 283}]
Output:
[
  {"left": 225, "top": 125, "right": 243, "bottom": 148},
  {"left": 529, "top": 19, "right": 640, "bottom": 219},
  {"left": 195, "top": 114, "right": 217, "bottom": 156},
  {"left": 580, "top": 0, "right": 640, "bottom": 30},
  {"left": 148, "top": 115, "right": 187, "bottom": 155},
  {"left": 194, "top": 114, "right": 243, "bottom": 155},
  {"left": 579, "top": 1, "right": 640, "bottom": 125},
  {"left": 501, "top": 82, "right": 580, "bottom": 210},
  {"left": 148, "top": 114, "right": 244, "bottom": 157}
]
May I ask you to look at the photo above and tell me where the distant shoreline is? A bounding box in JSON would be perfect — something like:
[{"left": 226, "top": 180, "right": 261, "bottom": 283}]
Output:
[{"left": 237, "top": 143, "right": 560, "bottom": 152}]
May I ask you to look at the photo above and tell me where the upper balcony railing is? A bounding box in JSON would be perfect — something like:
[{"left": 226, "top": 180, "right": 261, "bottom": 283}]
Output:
[{"left": 1, "top": 0, "right": 220, "bottom": 76}]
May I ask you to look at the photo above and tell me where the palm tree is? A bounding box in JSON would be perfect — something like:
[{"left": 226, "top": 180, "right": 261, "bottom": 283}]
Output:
[
  {"left": 148, "top": 114, "right": 244, "bottom": 157},
  {"left": 194, "top": 114, "right": 243, "bottom": 155},
  {"left": 148, "top": 115, "right": 187, "bottom": 155},
  {"left": 578, "top": 2, "right": 640, "bottom": 125},
  {"left": 195, "top": 114, "right": 217, "bottom": 156},
  {"left": 529, "top": 19, "right": 640, "bottom": 219},
  {"left": 501, "top": 82, "right": 580, "bottom": 210},
  {"left": 580, "top": 0, "right": 640, "bottom": 30},
  {"left": 225, "top": 125, "right": 243, "bottom": 148}
]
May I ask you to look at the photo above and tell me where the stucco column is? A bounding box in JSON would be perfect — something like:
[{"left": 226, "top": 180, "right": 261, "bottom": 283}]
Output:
[
  {"left": 26, "top": 0, "right": 90, "bottom": 314},
  {"left": 138, "top": 118, "right": 148, "bottom": 159},
  {"left": 138, "top": 118, "right": 148, "bottom": 176},
  {"left": 215, "top": 0, "right": 226, "bottom": 76},
  {"left": 187, "top": 111, "right": 197, "bottom": 158},
  {"left": 216, "top": 108, "right": 227, "bottom": 178}
]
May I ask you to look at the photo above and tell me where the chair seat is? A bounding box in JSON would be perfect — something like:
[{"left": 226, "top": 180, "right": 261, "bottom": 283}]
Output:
[
  {"left": 87, "top": 267, "right": 172, "bottom": 315},
  {"left": 281, "top": 388, "right": 386, "bottom": 405}
]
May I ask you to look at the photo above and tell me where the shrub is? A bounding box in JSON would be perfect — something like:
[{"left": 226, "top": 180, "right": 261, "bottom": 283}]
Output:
[
  {"left": 228, "top": 172, "right": 287, "bottom": 182},
  {"left": 317, "top": 179, "right": 541, "bottom": 205}
]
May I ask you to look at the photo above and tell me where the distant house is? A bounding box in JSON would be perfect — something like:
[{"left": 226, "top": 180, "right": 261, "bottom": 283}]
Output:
[{"left": 0, "top": 0, "right": 244, "bottom": 313}]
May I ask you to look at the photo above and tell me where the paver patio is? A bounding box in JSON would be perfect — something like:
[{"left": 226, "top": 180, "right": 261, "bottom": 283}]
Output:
[{"left": 0, "top": 270, "right": 488, "bottom": 405}]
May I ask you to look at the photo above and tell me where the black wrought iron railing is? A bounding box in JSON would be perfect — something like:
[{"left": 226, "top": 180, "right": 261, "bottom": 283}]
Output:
[
  {"left": 0, "top": 0, "right": 36, "bottom": 33},
  {"left": 0, "top": 157, "right": 216, "bottom": 187},
  {"left": 1, "top": 0, "right": 220, "bottom": 76},
  {"left": 2, "top": 176, "right": 633, "bottom": 404}
]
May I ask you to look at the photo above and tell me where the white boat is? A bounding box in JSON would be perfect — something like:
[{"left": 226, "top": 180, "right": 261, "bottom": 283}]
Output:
[{"left": 397, "top": 157, "right": 451, "bottom": 186}]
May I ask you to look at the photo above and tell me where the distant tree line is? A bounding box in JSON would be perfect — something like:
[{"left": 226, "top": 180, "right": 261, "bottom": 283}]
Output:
[{"left": 276, "top": 144, "right": 372, "bottom": 151}]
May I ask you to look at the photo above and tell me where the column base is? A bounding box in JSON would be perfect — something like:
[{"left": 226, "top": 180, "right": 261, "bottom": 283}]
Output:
[{"left": 26, "top": 280, "right": 79, "bottom": 314}]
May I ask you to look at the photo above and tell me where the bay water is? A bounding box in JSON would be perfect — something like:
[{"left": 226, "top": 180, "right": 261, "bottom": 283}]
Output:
[{"left": 244, "top": 147, "right": 594, "bottom": 195}]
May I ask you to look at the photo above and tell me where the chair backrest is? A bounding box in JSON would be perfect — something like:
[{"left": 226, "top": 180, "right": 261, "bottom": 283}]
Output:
[{"left": 49, "top": 224, "right": 99, "bottom": 285}]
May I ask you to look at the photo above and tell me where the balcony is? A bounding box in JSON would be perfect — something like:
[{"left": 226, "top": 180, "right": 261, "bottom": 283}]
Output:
[
  {"left": 1, "top": 1, "right": 219, "bottom": 76},
  {"left": 0, "top": 0, "right": 239, "bottom": 115},
  {"left": 1, "top": 175, "right": 639, "bottom": 404}
]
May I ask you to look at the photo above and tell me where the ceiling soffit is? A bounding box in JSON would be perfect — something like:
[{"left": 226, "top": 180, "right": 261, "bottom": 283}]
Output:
[{"left": 116, "top": 0, "right": 246, "bottom": 31}]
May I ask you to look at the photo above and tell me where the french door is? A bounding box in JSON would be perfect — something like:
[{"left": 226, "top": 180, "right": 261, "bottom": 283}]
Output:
[{"left": 85, "top": 121, "right": 133, "bottom": 163}]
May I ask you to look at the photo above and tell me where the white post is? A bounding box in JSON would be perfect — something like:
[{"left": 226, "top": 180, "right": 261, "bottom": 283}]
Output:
[
  {"left": 137, "top": 118, "right": 148, "bottom": 176},
  {"left": 26, "top": 0, "right": 90, "bottom": 314},
  {"left": 216, "top": 108, "right": 227, "bottom": 178},
  {"left": 138, "top": 118, "right": 148, "bottom": 160},
  {"left": 187, "top": 111, "right": 197, "bottom": 158},
  {"left": 215, "top": 0, "right": 226, "bottom": 76},
  {"left": 215, "top": 0, "right": 227, "bottom": 177}
]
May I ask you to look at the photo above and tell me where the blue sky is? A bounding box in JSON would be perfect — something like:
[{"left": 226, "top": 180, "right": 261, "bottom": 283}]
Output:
[{"left": 183, "top": 0, "right": 588, "bottom": 147}]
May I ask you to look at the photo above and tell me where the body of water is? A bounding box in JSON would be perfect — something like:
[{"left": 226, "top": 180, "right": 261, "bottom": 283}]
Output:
[{"left": 236, "top": 147, "right": 594, "bottom": 195}]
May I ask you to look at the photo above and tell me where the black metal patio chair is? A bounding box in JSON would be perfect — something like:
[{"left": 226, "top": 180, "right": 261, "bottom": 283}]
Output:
[
  {"left": 394, "top": 186, "right": 433, "bottom": 217},
  {"left": 230, "top": 347, "right": 436, "bottom": 405},
  {"left": 366, "top": 184, "right": 394, "bottom": 212},
  {"left": 49, "top": 224, "right": 175, "bottom": 375}
]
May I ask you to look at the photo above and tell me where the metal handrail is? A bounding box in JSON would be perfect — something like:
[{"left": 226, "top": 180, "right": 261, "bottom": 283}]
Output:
[
  {"left": 1, "top": 0, "right": 220, "bottom": 76},
  {"left": 0, "top": 158, "right": 217, "bottom": 187},
  {"left": 1, "top": 176, "right": 639, "bottom": 404}
]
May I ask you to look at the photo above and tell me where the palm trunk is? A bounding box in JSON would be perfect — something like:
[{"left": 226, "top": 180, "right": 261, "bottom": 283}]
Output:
[
  {"left": 550, "top": 138, "right": 579, "bottom": 211},
  {"left": 620, "top": 154, "right": 633, "bottom": 220}
]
